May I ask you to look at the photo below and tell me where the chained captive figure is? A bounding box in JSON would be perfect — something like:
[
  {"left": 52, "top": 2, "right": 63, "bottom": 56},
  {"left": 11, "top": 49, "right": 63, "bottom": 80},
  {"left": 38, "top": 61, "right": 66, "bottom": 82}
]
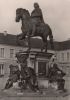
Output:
[{"left": 31, "top": 2, "right": 44, "bottom": 36}]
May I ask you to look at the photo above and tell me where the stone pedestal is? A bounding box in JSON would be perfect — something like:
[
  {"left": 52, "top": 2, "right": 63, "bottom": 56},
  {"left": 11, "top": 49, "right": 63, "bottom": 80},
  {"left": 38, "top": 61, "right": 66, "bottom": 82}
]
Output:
[
  {"left": 28, "top": 51, "right": 54, "bottom": 77},
  {"left": 16, "top": 51, "right": 54, "bottom": 89},
  {"left": 16, "top": 51, "right": 54, "bottom": 77}
]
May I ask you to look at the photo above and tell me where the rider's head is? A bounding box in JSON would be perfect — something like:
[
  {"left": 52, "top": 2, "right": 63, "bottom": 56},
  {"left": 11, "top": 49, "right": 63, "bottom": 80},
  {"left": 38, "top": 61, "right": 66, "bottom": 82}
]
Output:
[{"left": 34, "top": 3, "right": 39, "bottom": 9}]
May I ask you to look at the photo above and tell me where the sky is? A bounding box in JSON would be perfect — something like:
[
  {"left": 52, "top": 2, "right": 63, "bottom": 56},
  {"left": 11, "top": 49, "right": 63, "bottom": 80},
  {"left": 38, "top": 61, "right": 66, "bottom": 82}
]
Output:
[{"left": 0, "top": 0, "right": 70, "bottom": 41}]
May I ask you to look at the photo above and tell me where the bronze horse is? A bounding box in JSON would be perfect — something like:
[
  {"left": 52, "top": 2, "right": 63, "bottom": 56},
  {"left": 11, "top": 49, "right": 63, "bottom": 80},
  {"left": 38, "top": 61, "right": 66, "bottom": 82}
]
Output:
[{"left": 16, "top": 8, "right": 54, "bottom": 52}]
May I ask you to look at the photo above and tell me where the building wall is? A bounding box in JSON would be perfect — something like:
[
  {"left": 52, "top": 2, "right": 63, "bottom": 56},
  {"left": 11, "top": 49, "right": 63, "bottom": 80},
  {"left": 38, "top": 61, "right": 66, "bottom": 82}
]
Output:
[
  {"left": 55, "top": 50, "right": 70, "bottom": 75},
  {"left": 56, "top": 50, "right": 70, "bottom": 62},
  {"left": 0, "top": 44, "right": 27, "bottom": 76}
]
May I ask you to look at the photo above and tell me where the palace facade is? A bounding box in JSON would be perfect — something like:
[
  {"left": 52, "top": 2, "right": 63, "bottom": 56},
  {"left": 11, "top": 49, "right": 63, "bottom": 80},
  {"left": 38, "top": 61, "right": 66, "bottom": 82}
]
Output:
[{"left": 55, "top": 40, "right": 70, "bottom": 75}]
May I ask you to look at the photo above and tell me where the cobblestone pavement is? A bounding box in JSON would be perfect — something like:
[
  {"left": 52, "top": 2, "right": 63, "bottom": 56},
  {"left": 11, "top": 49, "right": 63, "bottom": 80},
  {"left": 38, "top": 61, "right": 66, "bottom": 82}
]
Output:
[
  {"left": 0, "top": 96, "right": 69, "bottom": 100},
  {"left": 0, "top": 76, "right": 70, "bottom": 100}
]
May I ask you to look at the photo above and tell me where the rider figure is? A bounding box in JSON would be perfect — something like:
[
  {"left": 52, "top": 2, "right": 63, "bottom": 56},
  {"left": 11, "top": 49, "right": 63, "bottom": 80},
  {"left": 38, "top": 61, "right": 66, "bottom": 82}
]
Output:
[{"left": 31, "top": 3, "right": 44, "bottom": 36}]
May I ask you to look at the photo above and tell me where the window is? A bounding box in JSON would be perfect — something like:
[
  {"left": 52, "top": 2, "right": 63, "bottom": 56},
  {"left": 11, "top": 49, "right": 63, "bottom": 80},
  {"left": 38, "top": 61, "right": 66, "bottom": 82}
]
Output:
[
  {"left": 0, "top": 64, "right": 4, "bottom": 76},
  {"left": 0, "top": 48, "right": 4, "bottom": 58},
  {"left": 10, "top": 49, "right": 14, "bottom": 58},
  {"left": 67, "top": 52, "right": 69, "bottom": 61},
  {"left": 62, "top": 53, "right": 64, "bottom": 61},
  {"left": 38, "top": 62, "right": 46, "bottom": 77}
]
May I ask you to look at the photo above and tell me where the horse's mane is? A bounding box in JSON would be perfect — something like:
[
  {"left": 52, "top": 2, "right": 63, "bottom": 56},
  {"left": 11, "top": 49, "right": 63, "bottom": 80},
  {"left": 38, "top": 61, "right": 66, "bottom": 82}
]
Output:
[{"left": 16, "top": 8, "right": 30, "bottom": 17}]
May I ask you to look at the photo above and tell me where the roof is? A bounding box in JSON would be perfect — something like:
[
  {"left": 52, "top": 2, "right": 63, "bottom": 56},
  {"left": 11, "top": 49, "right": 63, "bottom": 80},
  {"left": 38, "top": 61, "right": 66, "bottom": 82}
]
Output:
[
  {"left": 59, "top": 40, "right": 70, "bottom": 50},
  {"left": 0, "top": 33, "right": 25, "bottom": 46},
  {"left": 0, "top": 33, "right": 70, "bottom": 50}
]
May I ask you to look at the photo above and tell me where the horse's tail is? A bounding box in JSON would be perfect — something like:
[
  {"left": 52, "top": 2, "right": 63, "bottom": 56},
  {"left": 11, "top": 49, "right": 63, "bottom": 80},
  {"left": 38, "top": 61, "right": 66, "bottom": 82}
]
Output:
[{"left": 48, "top": 28, "right": 54, "bottom": 50}]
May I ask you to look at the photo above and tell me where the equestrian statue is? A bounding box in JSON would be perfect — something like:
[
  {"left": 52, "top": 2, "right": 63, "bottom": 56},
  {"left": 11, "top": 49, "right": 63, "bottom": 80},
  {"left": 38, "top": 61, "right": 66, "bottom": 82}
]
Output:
[{"left": 16, "top": 3, "right": 54, "bottom": 52}]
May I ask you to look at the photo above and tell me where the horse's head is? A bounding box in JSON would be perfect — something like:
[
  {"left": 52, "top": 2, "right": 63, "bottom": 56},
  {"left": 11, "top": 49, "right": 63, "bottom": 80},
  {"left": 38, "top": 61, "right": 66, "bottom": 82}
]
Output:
[
  {"left": 16, "top": 8, "right": 30, "bottom": 22},
  {"left": 16, "top": 8, "right": 23, "bottom": 22}
]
